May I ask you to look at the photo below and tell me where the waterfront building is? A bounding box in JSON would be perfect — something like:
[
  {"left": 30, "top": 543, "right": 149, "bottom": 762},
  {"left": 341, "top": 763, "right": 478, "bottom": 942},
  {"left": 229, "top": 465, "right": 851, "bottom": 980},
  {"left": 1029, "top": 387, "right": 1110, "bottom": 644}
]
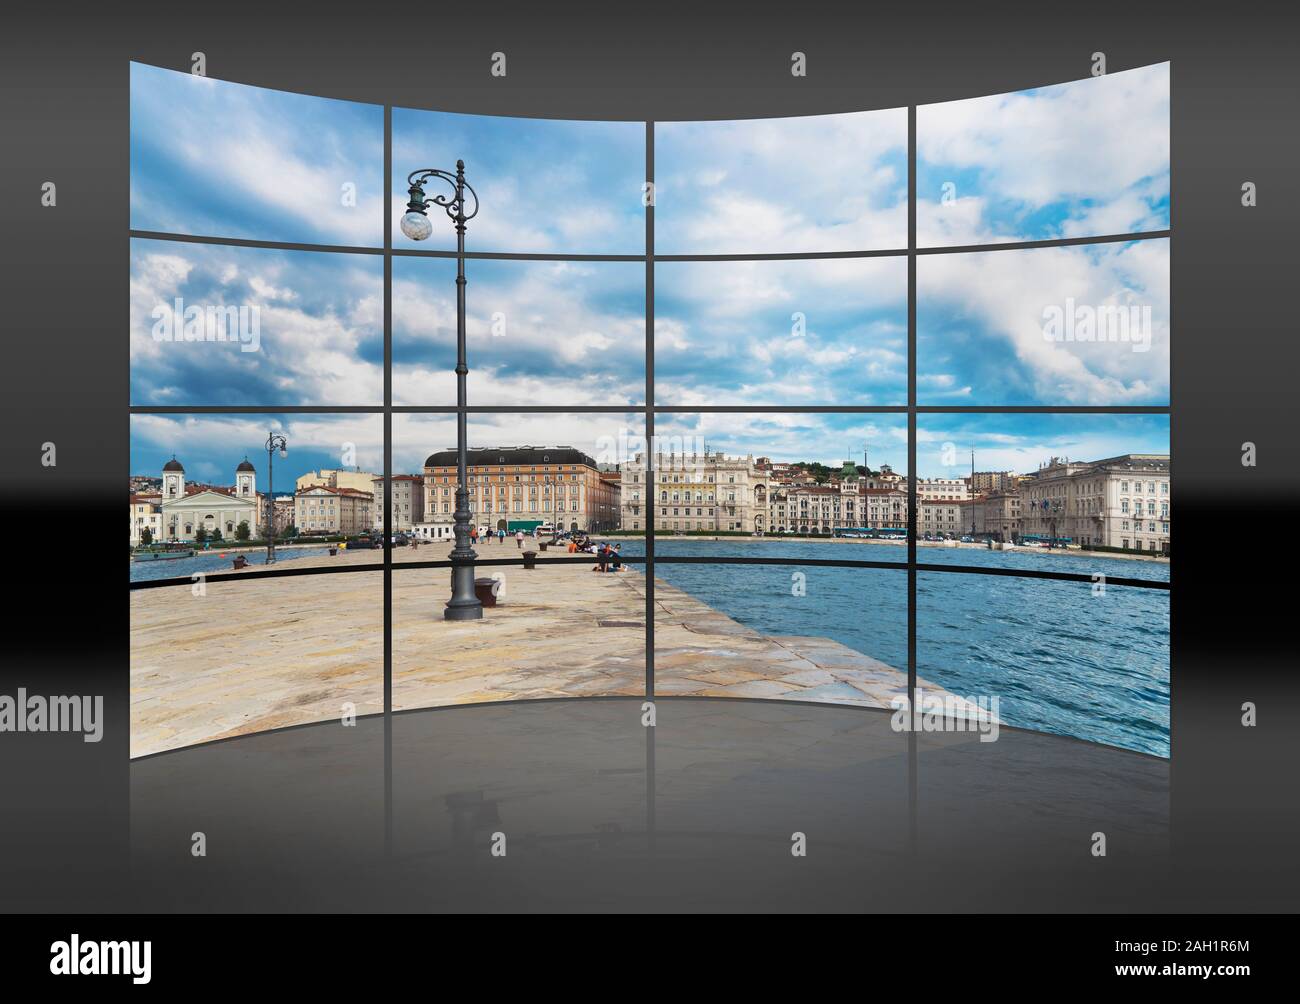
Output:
[
  {"left": 370, "top": 474, "right": 425, "bottom": 532},
  {"left": 621, "top": 450, "right": 768, "bottom": 533},
  {"left": 294, "top": 485, "right": 374, "bottom": 535},
  {"left": 769, "top": 488, "right": 791, "bottom": 532},
  {"left": 860, "top": 487, "right": 908, "bottom": 530},
  {"left": 129, "top": 493, "right": 163, "bottom": 545},
  {"left": 912, "top": 477, "right": 971, "bottom": 502},
  {"left": 423, "top": 446, "right": 620, "bottom": 536},
  {"left": 1019, "top": 454, "right": 1171, "bottom": 552},
  {"left": 969, "top": 489, "right": 1022, "bottom": 540},
  {"left": 154, "top": 457, "right": 261, "bottom": 542},
  {"left": 919, "top": 498, "right": 965, "bottom": 536},
  {"left": 785, "top": 482, "right": 860, "bottom": 533},
  {"left": 296, "top": 468, "right": 381, "bottom": 495}
]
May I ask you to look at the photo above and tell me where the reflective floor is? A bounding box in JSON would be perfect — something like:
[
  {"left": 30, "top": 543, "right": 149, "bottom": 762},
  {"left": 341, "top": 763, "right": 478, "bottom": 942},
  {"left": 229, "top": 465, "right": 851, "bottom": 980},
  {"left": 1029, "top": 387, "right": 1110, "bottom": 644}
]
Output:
[{"left": 130, "top": 698, "right": 1169, "bottom": 912}]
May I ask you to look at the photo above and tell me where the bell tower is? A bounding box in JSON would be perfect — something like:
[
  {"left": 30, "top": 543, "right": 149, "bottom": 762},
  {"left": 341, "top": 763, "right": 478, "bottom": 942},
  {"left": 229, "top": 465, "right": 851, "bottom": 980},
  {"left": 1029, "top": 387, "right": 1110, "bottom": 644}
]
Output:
[
  {"left": 162, "top": 456, "right": 185, "bottom": 500},
  {"left": 236, "top": 457, "right": 257, "bottom": 499}
]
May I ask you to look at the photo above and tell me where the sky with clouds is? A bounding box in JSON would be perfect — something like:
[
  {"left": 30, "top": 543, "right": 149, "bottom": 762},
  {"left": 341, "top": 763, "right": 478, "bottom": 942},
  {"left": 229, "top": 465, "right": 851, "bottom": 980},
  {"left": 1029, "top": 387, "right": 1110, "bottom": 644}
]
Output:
[
  {"left": 130, "top": 239, "right": 383, "bottom": 405},
  {"left": 131, "top": 63, "right": 1169, "bottom": 465},
  {"left": 132, "top": 412, "right": 1167, "bottom": 485},
  {"left": 656, "top": 110, "right": 908, "bottom": 254},
  {"left": 392, "top": 257, "right": 645, "bottom": 406},
  {"left": 392, "top": 109, "right": 644, "bottom": 254},
  {"left": 655, "top": 257, "right": 907, "bottom": 405},
  {"left": 917, "top": 63, "right": 1170, "bottom": 246},
  {"left": 919, "top": 238, "right": 1169, "bottom": 405},
  {"left": 131, "top": 63, "right": 384, "bottom": 246},
  {"left": 130, "top": 413, "right": 384, "bottom": 490}
]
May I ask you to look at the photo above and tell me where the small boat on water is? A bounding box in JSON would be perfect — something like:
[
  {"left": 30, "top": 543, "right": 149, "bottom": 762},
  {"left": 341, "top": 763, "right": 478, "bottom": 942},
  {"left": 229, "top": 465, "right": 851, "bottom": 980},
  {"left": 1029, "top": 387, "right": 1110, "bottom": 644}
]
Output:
[{"left": 132, "top": 545, "right": 195, "bottom": 562}]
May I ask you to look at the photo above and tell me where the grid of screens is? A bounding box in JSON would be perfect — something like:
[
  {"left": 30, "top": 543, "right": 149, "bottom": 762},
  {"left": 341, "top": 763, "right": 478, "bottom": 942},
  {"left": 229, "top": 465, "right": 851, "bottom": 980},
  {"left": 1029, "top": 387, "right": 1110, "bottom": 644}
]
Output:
[{"left": 129, "top": 61, "right": 1170, "bottom": 759}]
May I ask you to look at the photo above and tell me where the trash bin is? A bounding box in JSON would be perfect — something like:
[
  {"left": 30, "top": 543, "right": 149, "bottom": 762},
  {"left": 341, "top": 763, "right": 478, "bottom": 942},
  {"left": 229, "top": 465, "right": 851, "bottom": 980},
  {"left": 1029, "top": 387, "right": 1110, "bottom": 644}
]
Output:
[{"left": 474, "top": 577, "right": 499, "bottom": 607}]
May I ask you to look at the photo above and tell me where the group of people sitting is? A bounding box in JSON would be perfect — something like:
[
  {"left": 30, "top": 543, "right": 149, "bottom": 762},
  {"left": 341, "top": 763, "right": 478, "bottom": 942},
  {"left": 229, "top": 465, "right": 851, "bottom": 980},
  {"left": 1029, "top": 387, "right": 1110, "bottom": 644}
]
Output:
[{"left": 564, "top": 538, "right": 624, "bottom": 572}]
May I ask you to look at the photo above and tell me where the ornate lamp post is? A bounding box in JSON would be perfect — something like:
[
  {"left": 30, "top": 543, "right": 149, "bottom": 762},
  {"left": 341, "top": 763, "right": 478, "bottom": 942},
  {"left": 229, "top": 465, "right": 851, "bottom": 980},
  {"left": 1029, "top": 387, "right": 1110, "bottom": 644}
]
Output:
[
  {"left": 1041, "top": 498, "right": 1064, "bottom": 550},
  {"left": 400, "top": 160, "right": 483, "bottom": 620},
  {"left": 264, "top": 432, "right": 287, "bottom": 564}
]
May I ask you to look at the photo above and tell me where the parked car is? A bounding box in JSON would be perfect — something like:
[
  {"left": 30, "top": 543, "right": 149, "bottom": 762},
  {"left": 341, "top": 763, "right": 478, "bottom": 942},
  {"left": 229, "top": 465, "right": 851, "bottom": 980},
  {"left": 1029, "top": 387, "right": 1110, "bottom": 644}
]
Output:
[
  {"left": 960, "top": 535, "right": 974, "bottom": 543},
  {"left": 346, "top": 535, "right": 376, "bottom": 549}
]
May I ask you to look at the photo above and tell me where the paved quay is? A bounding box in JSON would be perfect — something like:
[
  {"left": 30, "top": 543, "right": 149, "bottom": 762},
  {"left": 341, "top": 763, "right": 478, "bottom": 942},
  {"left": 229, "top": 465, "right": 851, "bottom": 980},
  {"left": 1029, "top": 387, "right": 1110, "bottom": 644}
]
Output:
[{"left": 131, "top": 539, "right": 990, "bottom": 757}]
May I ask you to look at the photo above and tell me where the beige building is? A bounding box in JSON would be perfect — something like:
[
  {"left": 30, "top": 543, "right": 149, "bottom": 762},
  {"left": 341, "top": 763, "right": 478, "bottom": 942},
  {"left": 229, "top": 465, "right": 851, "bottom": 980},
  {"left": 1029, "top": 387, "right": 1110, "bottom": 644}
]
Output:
[
  {"left": 784, "top": 482, "right": 860, "bottom": 533},
  {"left": 371, "top": 474, "right": 425, "bottom": 532},
  {"left": 919, "top": 499, "right": 967, "bottom": 537},
  {"left": 970, "top": 489, "right": 1022, "bottom": 540},
  {"left": 859, "top": 487, "right": 908, "bottom": 530},
  {"left": 297, "top": 468, "right": 381, "bottom": 495},
  {"left": 1019, "top": 454, "right": 1170, "bottom": 552},
  {"left": 621, "top": 450, "right": 769, "bottom": 533},
  {"left": 769, "top": 488, "right": 792, "bottom": 533},
  {"left": 157, "top": 457, "right": 260, "bottom": 542},
  {"left": 129, "top": 494, "right": 163, "bottom": 545},
  {"left": 295, "top": 485, "right": 374, "bottom": 536},
  {"left": 912, "top": 477, "right": 971, "bottom": 503},
  {"left": 971, "top": 470, "right": 1017, "bottom": 495},
  {"left": 423, "top": 446, "right": 620, "bottom": 538}
]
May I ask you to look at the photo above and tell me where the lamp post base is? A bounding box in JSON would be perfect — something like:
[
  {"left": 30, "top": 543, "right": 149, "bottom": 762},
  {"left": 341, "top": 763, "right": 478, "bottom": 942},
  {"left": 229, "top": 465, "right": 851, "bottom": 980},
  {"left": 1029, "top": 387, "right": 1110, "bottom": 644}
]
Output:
[
  {"left": 444, "top": 563, "right": 483, "bottom": 620},
  {"left": 444, "top": 597, "right": 484, "bottom": 620}
]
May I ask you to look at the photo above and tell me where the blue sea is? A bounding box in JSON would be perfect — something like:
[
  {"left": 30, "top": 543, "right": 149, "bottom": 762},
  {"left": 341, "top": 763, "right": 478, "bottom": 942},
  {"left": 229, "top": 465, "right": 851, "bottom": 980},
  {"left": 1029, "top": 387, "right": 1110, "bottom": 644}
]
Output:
[{"left": 612, "top": 539, "right": 1170, "bottom": 757}]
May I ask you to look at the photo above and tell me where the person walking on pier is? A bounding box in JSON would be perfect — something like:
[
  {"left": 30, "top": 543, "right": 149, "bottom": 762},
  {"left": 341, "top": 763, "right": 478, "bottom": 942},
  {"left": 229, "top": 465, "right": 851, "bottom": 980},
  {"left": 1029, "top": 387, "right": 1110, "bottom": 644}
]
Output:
[{"left": 515, "top": 530, "right": 525, "bottom": 549}]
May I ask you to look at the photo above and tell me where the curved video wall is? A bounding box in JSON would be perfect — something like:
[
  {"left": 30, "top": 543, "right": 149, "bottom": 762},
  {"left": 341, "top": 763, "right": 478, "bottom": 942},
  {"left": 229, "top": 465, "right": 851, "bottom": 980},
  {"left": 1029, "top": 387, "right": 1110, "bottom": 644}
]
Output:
[{"left": 129, "top": 61, "right": 1170, "bottom": 759}]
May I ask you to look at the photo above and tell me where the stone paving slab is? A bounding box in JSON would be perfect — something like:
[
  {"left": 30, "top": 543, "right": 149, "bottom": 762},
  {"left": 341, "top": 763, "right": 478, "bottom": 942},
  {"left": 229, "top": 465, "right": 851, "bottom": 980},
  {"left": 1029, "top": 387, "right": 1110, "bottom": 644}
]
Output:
[{"left": 131, "top": 540, "right": 992, "bottom": 758}]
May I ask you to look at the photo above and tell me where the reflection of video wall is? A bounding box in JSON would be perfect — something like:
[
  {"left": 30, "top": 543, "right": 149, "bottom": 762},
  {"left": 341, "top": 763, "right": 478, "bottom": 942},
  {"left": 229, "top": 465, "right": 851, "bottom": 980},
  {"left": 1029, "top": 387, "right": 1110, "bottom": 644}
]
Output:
[{"left": 130, "top": 60, "right": 1170, "bottom": 758}]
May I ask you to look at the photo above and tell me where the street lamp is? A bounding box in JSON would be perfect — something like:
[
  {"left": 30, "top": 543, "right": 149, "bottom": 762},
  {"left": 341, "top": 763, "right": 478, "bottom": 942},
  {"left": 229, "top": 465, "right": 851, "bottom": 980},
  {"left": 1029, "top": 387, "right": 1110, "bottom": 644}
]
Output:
[
  {"left": 1040, "top": 498, "right": 1064, "bottom": 550},
  {"left": 264, "top": 432, "right": 287, "bottom": 564},
  {"left": 401, "top": 160, "right": 483, "bottom": 620}
]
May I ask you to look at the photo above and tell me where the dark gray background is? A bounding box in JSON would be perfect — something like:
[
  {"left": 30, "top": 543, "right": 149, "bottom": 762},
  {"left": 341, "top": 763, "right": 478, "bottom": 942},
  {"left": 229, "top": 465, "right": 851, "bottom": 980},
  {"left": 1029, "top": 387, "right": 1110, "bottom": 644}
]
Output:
[{"left": 0, "top": 1, "right": 1296, "bottom": 913}]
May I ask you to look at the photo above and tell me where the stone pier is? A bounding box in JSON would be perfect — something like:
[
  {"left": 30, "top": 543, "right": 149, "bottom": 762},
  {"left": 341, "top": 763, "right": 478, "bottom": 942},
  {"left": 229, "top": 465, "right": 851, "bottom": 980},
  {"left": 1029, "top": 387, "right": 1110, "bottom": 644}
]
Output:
[{"left": 130, "top": 542, "right": 990, "bottom": 757}]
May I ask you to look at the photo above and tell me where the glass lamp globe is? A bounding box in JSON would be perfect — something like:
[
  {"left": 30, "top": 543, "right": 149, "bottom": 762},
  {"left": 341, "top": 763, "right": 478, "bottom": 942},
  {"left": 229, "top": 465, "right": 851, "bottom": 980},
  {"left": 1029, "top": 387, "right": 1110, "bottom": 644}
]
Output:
[{"left": 400, "top": 211, "right": 433, "bottom": 241}]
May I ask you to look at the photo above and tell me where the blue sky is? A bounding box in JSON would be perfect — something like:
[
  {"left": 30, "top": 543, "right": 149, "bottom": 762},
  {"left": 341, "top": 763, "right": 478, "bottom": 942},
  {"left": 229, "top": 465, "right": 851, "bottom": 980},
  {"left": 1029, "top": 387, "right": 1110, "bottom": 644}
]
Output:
[
  {"left": 656, "top": 109, "right": 908, "bottom": 254},
  {"left": 918, "top": 239, "right": 1169, "bottom": 405},
  {"left": 131, "top": 414, "right": 384, "bottom": 489},
  {"left": 131, "top": 63, "right": 384, "bottom": 246},
  {"left": 130, "top": 239, "right": 383, "bottom": 406},
  {"left": 130, "top": 65, "right": 1169, "bottom": 468},
  {"left": 131, "top": 412, "right": 1168, "bottom": 486},
  {"left": 392, "top": 109, "right": 644, "bottom": 254},
  {"left": 917, "top": 63, "right": 1170, "bottom": 246},
  {"left": 915, "top": 414, "right": 1169, "bottom": 480},
  {"left": 655, "top": 257, "right": 906, "bottom": 404},
  {"left": 393, "top": 257, "right": 645, "bottom": 406},
  {"left": 652, "top": 413, "right": 1168, "bottom": 479}
]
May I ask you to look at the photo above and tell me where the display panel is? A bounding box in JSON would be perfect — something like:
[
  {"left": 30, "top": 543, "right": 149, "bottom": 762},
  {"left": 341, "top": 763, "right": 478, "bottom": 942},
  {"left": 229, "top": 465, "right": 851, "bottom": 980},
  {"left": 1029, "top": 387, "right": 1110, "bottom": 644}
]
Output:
[
  {"left": 128, "top": 64, "right": 1172, "bottom": 758},
  {"left": 130, "top": 239, "right": 384, "bottom": 406},
  {"left": 392, "top": 108, "right": 645, "bottom": 254},
  {"left": 655, "top": 108, "right": 908, "bottom": 254},
  {"left": 654, "top": 258, "right": 907, "bottom": 406},
  {"left": 131, "top": 62, "right": 385, "bottom": 247},
  {"left": 917, "top": 63, "right": 1170, "bottom": 247},
  {"left": 393, "top": 256, "right": 645, "bottom": 406},
  {"left": 918, "top": 239, "right": 1169, "bottom": 406}
]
